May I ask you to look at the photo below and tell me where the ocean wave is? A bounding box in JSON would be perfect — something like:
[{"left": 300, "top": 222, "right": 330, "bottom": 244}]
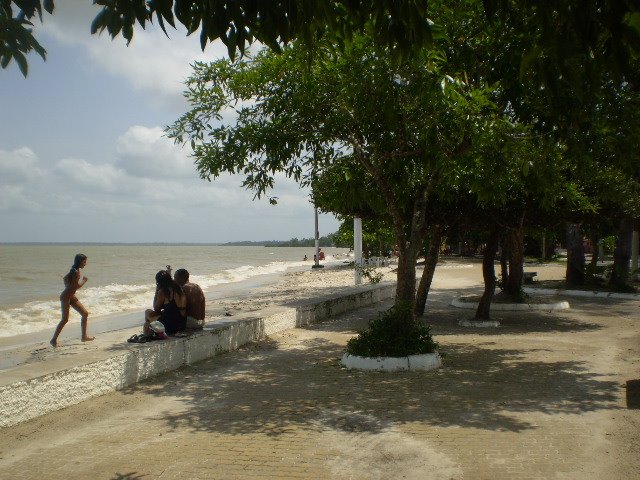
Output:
[{"left": 0, "top": 259, "right": 313, "bottom": 338}]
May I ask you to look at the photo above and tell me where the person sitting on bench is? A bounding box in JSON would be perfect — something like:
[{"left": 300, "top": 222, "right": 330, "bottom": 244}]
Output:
[{"left": 174, "top": 268, "right": 206, "bottom": 329}]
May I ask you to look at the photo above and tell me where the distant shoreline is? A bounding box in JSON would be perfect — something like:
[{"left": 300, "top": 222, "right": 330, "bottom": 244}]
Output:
[
  {"left": 0, "top": 242, "right": 224, "bottom": 246},
  {"left": 1, "top": 241, "right": 338, "bottom": 247}
]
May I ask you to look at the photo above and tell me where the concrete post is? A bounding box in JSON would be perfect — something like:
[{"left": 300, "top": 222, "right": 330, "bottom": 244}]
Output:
[
  {"left": 312, "top": 206, "right": 323, "bottom": 269},
  {"left": 632, "top": 230, "right": 639, "bottom": 279},
  {"left": 354, "top": 217, "right": 363, "bottom": 285},
  {"left": 598, "top": 240, "right": 605, "bottom": 262}
]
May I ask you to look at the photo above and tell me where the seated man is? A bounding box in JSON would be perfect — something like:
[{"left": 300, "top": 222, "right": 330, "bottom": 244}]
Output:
[{"left": 173, "top": 268, "right": 206, "bottom": 329}]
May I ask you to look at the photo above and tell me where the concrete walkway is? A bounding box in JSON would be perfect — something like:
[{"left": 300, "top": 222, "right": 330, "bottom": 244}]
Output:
[{"left": 0, "top": 282, "right": 638, "bottom": 479}]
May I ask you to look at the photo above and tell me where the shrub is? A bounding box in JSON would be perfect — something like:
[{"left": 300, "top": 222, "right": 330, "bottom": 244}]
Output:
[
  {"left": 346, "top": 303, "right": 439, "bottom": 357},
  {"left": 356, "top": 265, "right": 383, "bottom": 284}
]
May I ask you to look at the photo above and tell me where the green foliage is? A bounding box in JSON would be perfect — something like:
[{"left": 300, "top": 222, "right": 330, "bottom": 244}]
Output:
[
  {"left": 89, "top": 1, "right": 434, "bottom": 60},
  {"left": 311, "top": 161, "right": 388, "bottom": 219},
  {"left": 220, "top": 234, "right": 337, "bottom": 247},
  {"left": 355, "top": 264, "right": 383, "bottom": 284},
  {"left": 333, "top": 218, "right": 395, "bottom": 257},
  {"left": 0, "top": 0, "right": 52, "bottom": 76},
  {"left": 3, "top": 1, "right": 434, "bottom": 76},
  {"left": 601, "top": 236, "right": 617, "bottom": 254},
  {"left": 346, "top": 303, "right": 439, "bottom": 357}
]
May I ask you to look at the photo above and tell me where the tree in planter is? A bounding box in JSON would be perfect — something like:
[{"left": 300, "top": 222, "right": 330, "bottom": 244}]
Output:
[
  {"left": 470, "top": 0, "right": 640, "bottom": 290},
  {"left": 594, "top": 86, "right": 640, "bottom": 289},
  {"left": 167, "top": 36, "right": 504, "bottom": 354},
  {"left": 444, "top": 116, "right": 577, "bottom": 317},
  {"left": 560, "top": 79, "right": 640, "bottom": 287},
  {"left": 312, "top": 158, "right": 448, "bottom": 316}
]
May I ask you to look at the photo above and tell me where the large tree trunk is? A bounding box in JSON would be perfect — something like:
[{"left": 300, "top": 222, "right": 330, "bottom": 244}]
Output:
[
  {"left": 610, "top": 218, "right": 633, "bottom": 288},
  {"left": 565, "top": 222, "right": 585, "bottom": 286},
  {"left": 504, "top": 225, "right": 524, "bottom": 296},
  {"left": 395, "top": 241, "right": 418, "bottom": 313},
  {"left": 415, "top": 225, "right": 443, "bottom": 316},
  {"left": 475, "top": 227, "right": 501, "bottom": 320}
]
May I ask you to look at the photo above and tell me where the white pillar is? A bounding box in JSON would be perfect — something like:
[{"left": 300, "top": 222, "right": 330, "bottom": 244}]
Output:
[
  {"left": 598, "top": 239, "right": 604, "bottom": 261},
  {"left": 354, "top": 217, "right": 363, "bottom": 285},
  {"left": 312, "top": 207, "right": 323, "bottom": 269},
  {"left": 632, "top": 230, "right": 639, "bottom": 278}
]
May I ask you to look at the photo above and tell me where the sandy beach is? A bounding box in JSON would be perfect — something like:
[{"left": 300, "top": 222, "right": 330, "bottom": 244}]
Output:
[{"left": 1, "top": 258, "right": 638, "bottom": 479}]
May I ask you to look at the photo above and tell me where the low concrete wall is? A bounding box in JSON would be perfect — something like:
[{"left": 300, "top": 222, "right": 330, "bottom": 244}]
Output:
[{"left": 0, "top": 282, "right": 395, "bottom": 429}]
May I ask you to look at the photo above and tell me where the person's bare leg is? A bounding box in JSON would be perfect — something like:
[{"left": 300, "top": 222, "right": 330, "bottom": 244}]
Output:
[
  {"left": 51, "top": 299, "right": 70, "bottom": 347},
  {"left": 73, "top": 301, "right": 94, "bottom": 342}
]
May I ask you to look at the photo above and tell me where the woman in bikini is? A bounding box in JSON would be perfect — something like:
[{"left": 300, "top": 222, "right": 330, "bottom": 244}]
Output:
[
  {"left": 144, "top": 270, "right": 187, "bottom": 335},
  {"left": 50, "top": 253, "right": 94, "bottom": 347}
]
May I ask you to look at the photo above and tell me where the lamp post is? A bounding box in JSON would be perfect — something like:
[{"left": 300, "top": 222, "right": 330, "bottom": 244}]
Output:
[
  {"left": 312, "top": 206, "right": 324, "bottom": 269},
  {"left": 354, "top": 217, "right": 362, "bottom": 284}
]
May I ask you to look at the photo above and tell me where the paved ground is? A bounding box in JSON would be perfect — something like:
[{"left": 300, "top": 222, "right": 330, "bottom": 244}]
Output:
[{"left": 0, "top": 265, "right": 639, "bottom": 479}]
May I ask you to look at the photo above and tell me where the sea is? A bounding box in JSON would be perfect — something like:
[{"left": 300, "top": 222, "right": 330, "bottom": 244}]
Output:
[{"left": 0, "top": 244, "right": 350, "bottom": 339}]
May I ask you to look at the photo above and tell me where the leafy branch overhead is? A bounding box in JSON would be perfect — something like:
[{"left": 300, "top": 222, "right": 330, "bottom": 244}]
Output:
[
  {"left": 1, "top": 0, "right": 433, "bottom": 76},
  {"left": 0, "top": 0, "right": 52, "bottom": 76},
  {"left": 4, "top": 1, "right": 640, "bottom": 80}
]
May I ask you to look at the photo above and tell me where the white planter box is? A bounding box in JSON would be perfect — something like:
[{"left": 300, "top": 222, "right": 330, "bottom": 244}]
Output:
[{"left": 341, "top": 352, "right": 441, "bottom": 372}]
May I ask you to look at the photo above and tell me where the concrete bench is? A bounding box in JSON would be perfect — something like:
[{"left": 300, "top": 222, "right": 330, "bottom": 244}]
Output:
[
  {"left": 523, "top": 271, "right": 538, "bottom": 284},
  {"left": 0, "top": 282, "right": 397, "bottom": 429}
]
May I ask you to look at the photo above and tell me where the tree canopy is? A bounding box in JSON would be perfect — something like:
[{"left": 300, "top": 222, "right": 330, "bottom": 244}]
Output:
[
  {"left": 1, "top": 0, "right": 432, "bottom": 76},
  {"left": 3, "top": 1, "right": 639, "bottom": 80}
]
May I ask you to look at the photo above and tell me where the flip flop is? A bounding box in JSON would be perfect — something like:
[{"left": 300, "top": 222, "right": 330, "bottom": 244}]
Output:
[{"left": 127, "top": 334, "right": 149, "bottom": 343}]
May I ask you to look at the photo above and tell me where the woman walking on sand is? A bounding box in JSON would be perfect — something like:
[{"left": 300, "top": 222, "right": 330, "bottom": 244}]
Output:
[{"left": 50, "top": 254, "right": 94, "bottom": 347}]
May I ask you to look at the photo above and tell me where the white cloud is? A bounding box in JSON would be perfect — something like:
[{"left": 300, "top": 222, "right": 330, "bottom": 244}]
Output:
[
  {"left": 0, "top": 147, "right": 45, "bottom": 183},
  {"left": 0, "top": 185, "right": 42, "bottom": 212},
  {"left": 39, "top": 3, "right": 228, "bottom": 107},
  {"left": 2, "top": 4, "right": 338, "bottom": 242},
  {"left": 115, "top": 125, "right": 198, "bottom": 179},
  {"left": 55, "top": 158, "right": 127, "bottom": 193}
]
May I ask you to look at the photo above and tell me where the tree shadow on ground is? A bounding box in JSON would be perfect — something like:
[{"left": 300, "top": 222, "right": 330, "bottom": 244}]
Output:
[
  {"left": 419, "top": 287, "right": 638, "bottom": 337},
  {"left": 424, "top": 307, "right": 604, "bottom": 337},
  {"left": 304, "top": 293, "right": 605, "bottom": 337},
  {"left": 121, "top": 327, "right": 621, "bottom": 438}
]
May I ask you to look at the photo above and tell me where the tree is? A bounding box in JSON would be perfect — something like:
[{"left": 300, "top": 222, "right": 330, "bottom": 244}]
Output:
[
  {"left": 5, "top": 1, "right": 639, "bottom": 80},
  {"left": 435, "top": 0, "right": 640, "bottom": 293},
  {"left": 167, "top": 35, "right": 505, "bottom": 332},
  {"left": 1, "top": 0, "right": 433, "bottom": 76}
]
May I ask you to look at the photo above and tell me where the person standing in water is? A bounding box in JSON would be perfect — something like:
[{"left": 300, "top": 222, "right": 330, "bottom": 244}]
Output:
[{"left": 50, "top": 253, "right": 94, "bottom": 347}]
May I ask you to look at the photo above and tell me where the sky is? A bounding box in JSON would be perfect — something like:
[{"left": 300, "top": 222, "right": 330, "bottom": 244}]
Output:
[{"left": 0, "top": 3, "right": 339, "bottom": 243}]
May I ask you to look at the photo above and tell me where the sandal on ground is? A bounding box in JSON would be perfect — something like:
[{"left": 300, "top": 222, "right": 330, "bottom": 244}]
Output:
[{"left": 127, "top": 334, "right": 149, "bottom": 344}]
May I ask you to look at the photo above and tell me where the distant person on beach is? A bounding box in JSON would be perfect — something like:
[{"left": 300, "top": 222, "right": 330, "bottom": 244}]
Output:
[
  {"left": 173, "top": 268, "right": 206, "bottom": 330},
  {"left": 50, "top": 253, "right": 94, "bottom": 347},
  {"left": 318, "top": 248, "right": 325, "bottom": 261},
  {"left": 303, "top": 255, "right": 308, "bottom": 261},
  {"left": 144, "top": 270, "right": 187, "bottom": 335}
]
